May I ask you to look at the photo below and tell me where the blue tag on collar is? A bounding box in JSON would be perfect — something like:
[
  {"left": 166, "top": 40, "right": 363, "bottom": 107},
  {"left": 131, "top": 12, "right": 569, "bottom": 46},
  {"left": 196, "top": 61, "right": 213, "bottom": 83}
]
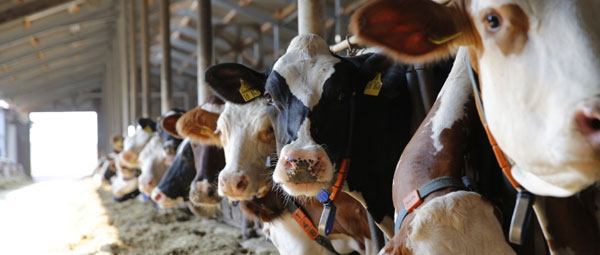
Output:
[
  {"left": 232, "top": 201, "right": 239, "bottom": 207},
  {"left": 316, "top": 189, "right": 330, "bottom": 204},
  {"left": 319, "top": 204, "right": 336, "bottom": 236}
]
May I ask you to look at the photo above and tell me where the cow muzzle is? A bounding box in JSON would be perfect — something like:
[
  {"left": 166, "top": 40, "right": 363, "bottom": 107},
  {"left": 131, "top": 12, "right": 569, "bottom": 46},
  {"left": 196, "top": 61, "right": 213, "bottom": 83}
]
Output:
[
  {"left": 575, "top": 102, "right": 600, "bottom": 150},
  {"left": 218, "top": 172, "right": 250, "bottom": 200},
  {"left": 189, "top": 179, "right": 221, "bottom": 206}
]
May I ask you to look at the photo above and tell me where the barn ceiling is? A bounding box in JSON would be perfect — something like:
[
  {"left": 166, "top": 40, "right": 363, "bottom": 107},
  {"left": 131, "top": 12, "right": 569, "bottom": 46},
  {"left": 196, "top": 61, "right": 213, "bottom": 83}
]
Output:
[{"left": 0, "top": 0, "right": 365, "bottom": 113}]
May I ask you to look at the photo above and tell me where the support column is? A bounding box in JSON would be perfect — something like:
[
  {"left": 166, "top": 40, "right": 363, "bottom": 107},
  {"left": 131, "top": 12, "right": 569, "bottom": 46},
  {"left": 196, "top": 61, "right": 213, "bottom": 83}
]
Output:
[
  {"left": 141, "top": 0, "right": 151, "bottom": 117},
  {"left": 160, "top": 0, "right": 172, "bottom": 113},
  {"left": 196, "top": 0, "right": 212, "bottom": 105},
  {"left": 128, "top": 0, "right": 138, "bottom": 123},
  {"left": 297, "top": 0, "right": 325, "bottom": 37},
  {"left": 119, "top": 0, "right": 129, "bottom": 132}
]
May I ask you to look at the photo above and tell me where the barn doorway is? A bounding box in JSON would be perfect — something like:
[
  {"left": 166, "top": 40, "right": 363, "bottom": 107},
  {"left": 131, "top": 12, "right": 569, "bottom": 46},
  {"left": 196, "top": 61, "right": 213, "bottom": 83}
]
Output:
[{"left": 29, "top": 112, "right": 98, "bottom": 181}]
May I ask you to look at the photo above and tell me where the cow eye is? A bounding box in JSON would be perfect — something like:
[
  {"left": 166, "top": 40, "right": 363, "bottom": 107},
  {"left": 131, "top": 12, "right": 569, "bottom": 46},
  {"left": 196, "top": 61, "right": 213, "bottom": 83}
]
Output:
[
  {"left": 265, "top": 93, "right": 273, "bottom": 105},
  {"left": 485, "top": 12, "right": 502, "bottom": 32},
  {"left": 337, "top": 93, "right": 346, "bottom": 102}
]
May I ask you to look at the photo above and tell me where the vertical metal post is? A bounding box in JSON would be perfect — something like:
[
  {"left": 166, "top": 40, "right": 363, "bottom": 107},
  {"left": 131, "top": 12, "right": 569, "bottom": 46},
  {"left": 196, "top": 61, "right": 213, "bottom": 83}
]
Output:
[
  {"left": 141, "top": 0, "right": 151, "bottom": 117},
  {"left": 128, "top": 0, "right": 138, "bottom": 124},
  {"left": 297, "top": 0, "right": 325, "bottom": 37},
  {"left": 120, "top": 0, "right": 129, "bottom": 132},
  {"left": 160, "top": 0, "right": 172, "bottom": 113},
  {"left": 196, "top": 0, "right": 213, "bottom": 106},
  {"left": 273, "top": 23, "right": 279, "bottom": 58},
  {"left": 334, "top": 0, "right": 342, "bottom": 43}
]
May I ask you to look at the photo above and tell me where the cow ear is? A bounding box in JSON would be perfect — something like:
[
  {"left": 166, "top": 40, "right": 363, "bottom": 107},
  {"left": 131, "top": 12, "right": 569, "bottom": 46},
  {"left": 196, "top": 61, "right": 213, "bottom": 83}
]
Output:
[
  {"left": 137, "top": 118, "right": 157, "bottom": 133},
  {"left": 160, "top": 113, "right": 183, "bottom": 139},
  {"left": 351, "top": 0, "right": 471, "bottom": 63},
  {"left": 176, "top": 107, "right": 222, "bottom": 147},
  {"left": 205, "top": 63, "right": 267, "bottom": 104}
]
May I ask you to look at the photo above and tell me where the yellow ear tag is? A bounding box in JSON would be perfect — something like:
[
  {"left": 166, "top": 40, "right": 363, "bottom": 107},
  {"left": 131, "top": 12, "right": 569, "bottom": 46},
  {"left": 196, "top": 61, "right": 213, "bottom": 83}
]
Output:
[
  {"left": 428, "top": 32, "right": 462, "bottom": 45},
  {"left": 199, "top": 127, "right": 210, "bottom": 136},
  {"left": 115, "top": 140, "right": 123, "bottom": 148},
  {"left": 239, "top": 78, "right": 261, "bottom": 102},
  {"left": 364, "top": 72, "right": 383, "bottom": 96},
  {"left": 143, "top": 126, "right": 153, "bottom": 133}
]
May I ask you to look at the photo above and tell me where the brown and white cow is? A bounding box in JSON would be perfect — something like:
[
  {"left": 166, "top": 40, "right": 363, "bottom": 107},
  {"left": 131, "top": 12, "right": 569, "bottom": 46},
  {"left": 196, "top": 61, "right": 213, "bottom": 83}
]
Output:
[
  {"left": 351, "top": 0, "right": 600, "bottom": 253},
  {"left": 351, "top": 0, "right": 600, "bottom": 197}
]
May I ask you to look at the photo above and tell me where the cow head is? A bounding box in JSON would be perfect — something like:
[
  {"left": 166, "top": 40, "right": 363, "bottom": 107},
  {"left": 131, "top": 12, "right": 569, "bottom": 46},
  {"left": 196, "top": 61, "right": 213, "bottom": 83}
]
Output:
[
  {"left": 264, "top": 34, "right": 368, "bottom": 197},
  {"left": 176, "top": 100, "right": 275, "bottom": 201},
  {"left": 352, "top": 0, "right": 600, "bottom": 197},
  {"left": 176, "top": 106, "right": 226, "bottom": 206},
  {"left": 152, "top": 140, "right": 196, "bottom": 209}
]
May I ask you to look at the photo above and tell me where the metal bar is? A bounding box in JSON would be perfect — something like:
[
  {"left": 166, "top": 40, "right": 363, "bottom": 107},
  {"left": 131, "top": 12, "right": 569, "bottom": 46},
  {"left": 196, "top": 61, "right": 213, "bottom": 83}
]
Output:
[
  {"left": 329, "top": 35, "right": 358, "bottom": 53},
  {"left": 334, "top": 0, "right": 342, "bottom": 43},
  {"left": 119, "top": 0, "right": 130, "bottom": 133},
  {"left": 0, "top": 0, "right": 73, "bottom": 24},
  {"left": 141, "top": 0, "right": 151, "bottom": 117},
  {"left": 159, "top": 0, "right": 172, "bottom": 113},
  {"left": 297, "top": 0, "right": 325, "bottom": 37},
  {"left": 196, "top": 0, "right": 212, "bottom": 105},
  {"left": 273, "top": 24, "right": 280, "bottom": 58},
  {"left": 0, "top": 38, "right": 108, "bottom": 80},
  {"left": 212, "top": 0, "right": 296, "bottom": 35},
  {"left": 129, "top": 0, "right": 139, "bottom": 124}
]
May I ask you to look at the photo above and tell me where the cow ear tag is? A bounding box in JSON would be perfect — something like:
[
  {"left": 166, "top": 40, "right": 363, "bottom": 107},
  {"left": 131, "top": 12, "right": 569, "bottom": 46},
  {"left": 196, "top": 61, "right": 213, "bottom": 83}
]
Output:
[
  {"left": 428, "top": 32, "right": 462, "bottom": 45},
  {"left": 239, "top": 78, "right": 261, "bottom": 102},
  {"left": 509, "top": 191, "right": 534, "bottom": 245},
  {"left": 114, "top": 140, "right": 123, "bottom": 148},
  {"left": 364, "top": 72, "right": 383, "bottom": 96},
  {"left": 199, "top": 126, "right": 210, "bottom": 136},
  {"left": 143, "top": 125, "right": 153, "bottom": 133}
]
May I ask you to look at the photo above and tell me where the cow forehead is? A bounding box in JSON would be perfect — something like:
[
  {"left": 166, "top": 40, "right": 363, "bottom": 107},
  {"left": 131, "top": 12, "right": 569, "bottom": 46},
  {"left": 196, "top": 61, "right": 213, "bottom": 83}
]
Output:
[
  {"left": 218, "top": 99, "right": 270, "bottom": 136},
  {"left": 272, "top": 34, "right": 340, "bottom": 109}
]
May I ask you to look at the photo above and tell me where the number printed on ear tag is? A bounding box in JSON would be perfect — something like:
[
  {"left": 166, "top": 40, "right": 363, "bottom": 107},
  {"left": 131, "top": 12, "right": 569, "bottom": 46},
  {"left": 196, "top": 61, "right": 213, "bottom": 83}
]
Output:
[
  {"left": 239, "top": 78, "right": 261, "bottom": 102},
  {"left": 364, "top": 72, "right": 383, "bottom": 96}
]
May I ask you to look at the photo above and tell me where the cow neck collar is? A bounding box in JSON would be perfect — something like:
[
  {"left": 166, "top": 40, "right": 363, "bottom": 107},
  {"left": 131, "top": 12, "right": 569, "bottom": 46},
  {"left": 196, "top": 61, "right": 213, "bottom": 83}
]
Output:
[
  {"left": 466, "top": 54, "right": 521, "bottom": 191},
  {"left": 467, "top": 52, "right": 539, "bottom": 245}
]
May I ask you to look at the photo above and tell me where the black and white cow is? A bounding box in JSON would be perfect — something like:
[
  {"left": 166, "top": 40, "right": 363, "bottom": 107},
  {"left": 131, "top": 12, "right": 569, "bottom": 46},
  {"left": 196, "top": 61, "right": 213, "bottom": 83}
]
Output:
[
  {"left": 204, "top": 34, "right": 449, "bottom": 237},
  {"left": 151, "top": 139, "right": 196, "bottom": 209}
]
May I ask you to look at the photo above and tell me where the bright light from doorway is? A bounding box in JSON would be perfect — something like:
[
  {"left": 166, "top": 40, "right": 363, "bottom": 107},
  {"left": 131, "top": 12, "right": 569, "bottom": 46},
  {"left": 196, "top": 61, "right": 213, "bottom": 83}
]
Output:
[{"left": 29, "top": 111, "right": 98, "bottom": 180}]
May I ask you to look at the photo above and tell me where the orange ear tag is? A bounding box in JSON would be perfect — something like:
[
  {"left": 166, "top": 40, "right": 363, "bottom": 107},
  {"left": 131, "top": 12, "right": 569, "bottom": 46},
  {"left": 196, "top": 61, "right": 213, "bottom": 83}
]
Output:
[
  {"left": 239, "top": 78, "right": 261, "bottom": 102},
  {"left": 364, "top": 72, "right": 383, "bottom": 96}
]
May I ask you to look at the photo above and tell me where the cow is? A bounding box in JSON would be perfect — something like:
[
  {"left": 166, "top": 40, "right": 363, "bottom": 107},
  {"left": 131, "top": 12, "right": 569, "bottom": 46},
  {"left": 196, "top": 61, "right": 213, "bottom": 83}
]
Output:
[
  {"left": 151, "top": 139, "right": 196, "bottom": 209},
  {"left": 111, "top": 118, "right": 156, "bottom": 200},
  {"left": 175, "top": 101, "right": 227, "bottom": 207},
  {"left": 175, "top": 104, "right": 374, "bottom": 254},
  {"left": 351, "top": 0, "right": 600, "bottom": 198},
  {"left": 351, "top": 0, "right": 600, "bottom": 253},
  {"left": 202, "top": 34, "right": 443, "bottom": 237},
  {"left": 137, "top": 110, "right": 185, "bottom": 196}
]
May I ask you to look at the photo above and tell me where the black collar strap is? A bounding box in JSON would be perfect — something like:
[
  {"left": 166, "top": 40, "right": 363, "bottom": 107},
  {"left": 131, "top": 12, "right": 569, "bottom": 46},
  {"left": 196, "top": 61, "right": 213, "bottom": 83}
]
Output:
[
  {"left": 285, "top": 200, "right": 340, "bottom": 255},
  {"left": 394, "top": 176, "right": 467, "bottom": 233},
  {"left": 113, "top": 189, "right": 141, "bottom": 202}
]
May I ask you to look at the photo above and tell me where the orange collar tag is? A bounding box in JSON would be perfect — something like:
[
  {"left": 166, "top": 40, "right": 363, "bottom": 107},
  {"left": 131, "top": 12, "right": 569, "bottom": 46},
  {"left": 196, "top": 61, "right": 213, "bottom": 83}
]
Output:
[
  {"left": 291, "top": 208, "right": 319, "bottom": 240},
  {"left": 403, "top": 189, "right": 423, "bottom": 213}
]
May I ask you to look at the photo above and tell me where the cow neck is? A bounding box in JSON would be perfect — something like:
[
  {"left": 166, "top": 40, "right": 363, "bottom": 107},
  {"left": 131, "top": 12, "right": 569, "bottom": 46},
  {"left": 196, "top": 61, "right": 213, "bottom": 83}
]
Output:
[
  {"left": 467, "top": 52, "right": 539, "bottom": 245},
  {"left": 466, "top": 55, "right": 520, "bottom": 191},
  {"left": 240, "top": 190, "right": 340, "bottom": 254}
]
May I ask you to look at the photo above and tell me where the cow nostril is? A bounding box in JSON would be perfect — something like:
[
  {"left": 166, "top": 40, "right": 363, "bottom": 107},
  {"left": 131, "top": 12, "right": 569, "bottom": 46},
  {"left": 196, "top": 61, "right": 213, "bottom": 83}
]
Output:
[
  {"left": 588, "top": 118, "right": 600, "bottom": 130},
  {"left": 576, "top": 105, "right": 600, "bottom": 149},
  {"left": 154, "top": 193, "right": 162, "bottom": 201}
]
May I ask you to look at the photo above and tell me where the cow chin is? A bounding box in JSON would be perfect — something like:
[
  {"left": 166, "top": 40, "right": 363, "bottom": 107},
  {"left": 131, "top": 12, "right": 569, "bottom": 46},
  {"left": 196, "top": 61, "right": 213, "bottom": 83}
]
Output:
[
  {"left": 277, "top": 182, "right": 329, "bottom": 197},
  {"left": 189, "top": 179, "right": 221, "bottom": 206},
  {"left": 512, "top": 163, "right": 600, "bottom": 197}
]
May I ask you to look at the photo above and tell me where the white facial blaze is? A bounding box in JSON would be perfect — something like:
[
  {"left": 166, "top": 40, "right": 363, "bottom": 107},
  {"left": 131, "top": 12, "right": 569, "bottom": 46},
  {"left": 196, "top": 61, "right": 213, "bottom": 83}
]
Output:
[
  {"left": 273, "top": 34, "right": 340, "bottom": 109},
  {"left": 137, "top": 135, "right": 168, "bottom": 195},
  {"left": 271, "top": 34, "right": 339, "bottom": 196},
  {"left": 217, "top": 99, "right": 274, "bottom": 200},
  {"left": 468, "top": 0, "right": 600, "bottom": 196}
]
